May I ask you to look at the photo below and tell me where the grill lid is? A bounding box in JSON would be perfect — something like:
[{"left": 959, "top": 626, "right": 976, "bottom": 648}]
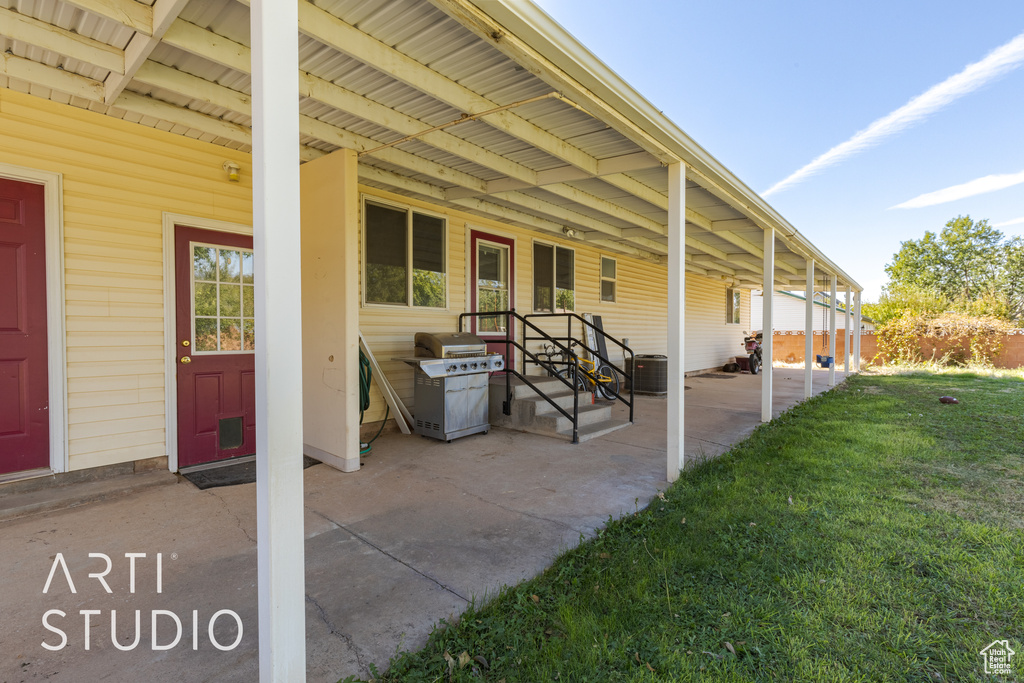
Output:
[{"left": 414, "top": 331, "right": 488, "bottom": 358}]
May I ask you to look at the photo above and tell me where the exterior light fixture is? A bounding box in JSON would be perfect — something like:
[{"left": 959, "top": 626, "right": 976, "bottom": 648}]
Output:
[
  {"left": 223, "top": 161, "right": 241, "bottom": 182},
  {"left": 562, "top": 226, "right": 577, "bottom": 239}
]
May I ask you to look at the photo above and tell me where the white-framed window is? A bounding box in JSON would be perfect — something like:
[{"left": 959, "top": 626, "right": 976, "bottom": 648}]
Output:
[
  {"left": 726, "top": 288, "right": 741, "bottom": 324},
  {"left": 533, "top": 241, "right": 574, "bottom": 312},
  {"left": 600, "top": 256, "right": 616, "bottom": 303},
  {"left": 363, "top": 198, "right": 446, "bottom": 308},
  {"left": 191, "top": 242, "right": 255, "bottom": 353}
]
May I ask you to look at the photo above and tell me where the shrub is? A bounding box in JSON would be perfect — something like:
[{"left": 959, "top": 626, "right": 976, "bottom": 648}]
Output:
[{"left": 876, "top": 312, "right": 1012, "bottom": 366}]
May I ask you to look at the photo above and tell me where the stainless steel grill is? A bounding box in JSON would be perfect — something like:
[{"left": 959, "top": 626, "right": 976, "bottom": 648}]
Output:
[{"left": 395, "top": 332, "right": 503, "bottom": 441}]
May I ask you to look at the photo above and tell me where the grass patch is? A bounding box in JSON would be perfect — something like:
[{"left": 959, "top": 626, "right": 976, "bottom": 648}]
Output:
[{"left": 354, "top": 370, "right": 1024, "bottom": 682}]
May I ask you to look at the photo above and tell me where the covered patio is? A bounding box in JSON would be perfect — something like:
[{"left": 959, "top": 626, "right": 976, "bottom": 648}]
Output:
[{"left": 0, "top": 368, "right": 847, "bottom": 682}]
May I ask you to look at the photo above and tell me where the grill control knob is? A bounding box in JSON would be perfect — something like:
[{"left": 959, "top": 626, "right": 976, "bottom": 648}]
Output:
[
  {"left": 448, "top": 364, "right": 458, "bottom": 373},
  {"left": 494, "top": 359, "right": 503, "bottom": 369},
  {"left": 460, "top": 363, "right": 468, "bottom": 371},
  {"left": 470, "top": 362, "right": 478, "bottom": 370}
]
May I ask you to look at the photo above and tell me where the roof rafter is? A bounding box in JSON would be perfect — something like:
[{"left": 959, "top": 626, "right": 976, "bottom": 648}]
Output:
[
  {"left": 0, "top": 6, "right": 124, "bottom": 74},
  {"left": 103, "top": 0, "right": 191, "bottom": 103},
  {"left": 61, "top": 0, "right": 153, "bottom": 35},
  {"left": 427, "top": 0, "right": 679, "bottom": 166}
]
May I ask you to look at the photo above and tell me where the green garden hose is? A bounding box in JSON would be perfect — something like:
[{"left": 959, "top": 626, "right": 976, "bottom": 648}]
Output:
[{"left": 359, "top": 348, "right": 388, "bottom": 455}]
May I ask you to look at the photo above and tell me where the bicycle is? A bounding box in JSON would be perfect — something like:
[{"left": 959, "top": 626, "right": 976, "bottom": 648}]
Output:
[{"left": 552, "top": 341, "right": 620, "bottom": 401}]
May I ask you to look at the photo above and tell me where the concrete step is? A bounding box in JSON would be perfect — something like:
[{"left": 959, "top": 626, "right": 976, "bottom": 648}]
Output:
[
  {"left": 0, "top": 469, "right": 179, "bottom": 522},
  {"left": 491, "top": 373, "right": 573, "bottom": 400},
  {"left": 530, "top": 402, "right": 614, "bottom": 433},
  {"left": 559, "top": 418, "right": 633, "bottom": 442},
  {"left": 487, "top": 373, "right": 632, "bottom": 443}
]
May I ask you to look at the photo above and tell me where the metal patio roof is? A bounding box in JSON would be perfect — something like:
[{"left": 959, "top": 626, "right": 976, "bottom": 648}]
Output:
[{"left": 0, "top": 0, "right": 861, "bottom": 290}]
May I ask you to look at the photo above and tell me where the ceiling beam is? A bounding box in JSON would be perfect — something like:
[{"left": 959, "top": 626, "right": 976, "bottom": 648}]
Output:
[
  {"left": 163, "top": 19, "right": 250, "bottom": 73},
  {"left": 160, "top": 19, "right": 679, "bottom": 244},
  {"left": 427, "top": 0, "right": 679, "bottom": 166},
  {"left": 0, "top": 6, "right": 124, "bottom": 74},
  {"left": 103, "top": 0, "right": 191, "bottom": 103},
  {"left": 0, "top": 53, "right": 105, "bottom": 100},
  {"left": 279, "top": 0, "right": 604, "bottom": 175},
  {"left": 61, "top": 0, "right": 153, "bottom": 35},
  {"left": 487, "top": 190, "right": 623, "bottom": 238}
]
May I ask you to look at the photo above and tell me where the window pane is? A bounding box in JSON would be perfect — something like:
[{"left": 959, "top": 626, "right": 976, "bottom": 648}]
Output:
[
  {"left": 413, "top": 271, "right": 446, "bottom": 307},
  {"left": 478, "top": 244, "right": 504, "bottom": 284},
  {"left": 555, "top": 247, "right": 573, "bottom": 290},
  {"left": 194, "top": 282, "right": 217, "bottom": 317},
  {"left": 194, "top": 246, "right": 217, "bottom": 281},
  {"left": 220, "top": 319, "right": 243, "bottom": 351},
  {"left": 601, "top": 280, "right": 616, "bottom": 302},
  {"left": 365, "top": 203, "right": 408, "bottom": 304},
  {"left": 219, "top": 284, "right": 241, "bottom": 317},
  {"left": 241, "top": 251, "right": 254, "bottom": 284},
  {"left": 220, "top": 250, "right": 241, "bottom": 283},
  {"left": 242, "top": 284, "right": 254, "bottom": 317},
  {"left": 195, "top": 318, "right": 218, "bottom": 351},
  {"left": 601, "top": 257, "right": 616, "bottom": 280},
  {"left": 243, "top": 319, "right": 255, "bottom": 350},
  {"left": 533, "top": 243, "right": 553, "bottom": 312},
  {"left": 477, "top": 243, "right": 508, "bottom": 332},
  {"left": 732, "top": 291, "right": 741, "bottom": 324},
  {"left": 412, "top": 213, "right": 445, "bottom": 307},
  {"left": 555, "top": 247, "right": 573, "bottom": 311}
]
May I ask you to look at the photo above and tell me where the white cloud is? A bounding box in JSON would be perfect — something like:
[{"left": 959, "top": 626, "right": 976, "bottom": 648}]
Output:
[
  {"left": 762, "top": 31, "right": 1024, "bottom": 198},
  {"left": 891, "top": 169, "right": 1024, "bottom": 209},
  {"left": 994, "top": 216, "right": 1024, "bottom": 228}
]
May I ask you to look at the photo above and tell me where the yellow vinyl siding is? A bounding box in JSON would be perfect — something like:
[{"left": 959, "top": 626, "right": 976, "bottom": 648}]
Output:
[
  {"left": 356, "top": 188, "right": 750, "bottom": 424},
  {"left": 0, "top": 88, "right": 252, "bottom": 471}
]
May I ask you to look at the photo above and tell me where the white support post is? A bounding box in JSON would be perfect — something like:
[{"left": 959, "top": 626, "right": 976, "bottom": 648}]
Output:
[
  {"left": 761, "top": 227, "right": 774, "bottom": 422},
  {"left": 854, "top": 290, "right": 862, "bottom": 372},
  {"left": 804, "top": 258, "right": 814, "bottom": 399},
  {"left": 666, "top": 162, "right": 685, "bottom": 483},
  {"left": 252, "top": 0, "right": 306, "bottom": 679},
  {"left": 843, "top": 286, "right": 851, "bottom": 373},
  {"left": 828, "top": 275, "right": 837, "bottom": 387}
]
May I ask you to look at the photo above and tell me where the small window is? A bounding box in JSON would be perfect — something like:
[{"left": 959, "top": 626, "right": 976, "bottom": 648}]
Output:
[
  {"left": 364, "top": 200, "right": 446, "bottom": 308},
  {"left": 726, "top": 288, "right": 741, "bottom": 324},
  {"left": 600, "top": 257, "right": 616, "bottom": 303},
  {"left": 192, "top": 243, "right": 255, "bottom": 353},
  {"left": 533, "top": 242, "right": 574, "bottom": 312}
]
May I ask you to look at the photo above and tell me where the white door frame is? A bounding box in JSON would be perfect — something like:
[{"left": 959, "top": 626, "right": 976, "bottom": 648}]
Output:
[
  {"left": 161, "top": 212, "right": 252, "bottom": 472},
  {"left": 0, "top": 163, "right": 68, "bottom": 475}
]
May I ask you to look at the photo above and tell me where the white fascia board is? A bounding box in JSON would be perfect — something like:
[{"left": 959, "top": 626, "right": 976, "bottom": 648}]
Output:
[{"left": 467, "top": 0, "right": 861, "bottom": 292}]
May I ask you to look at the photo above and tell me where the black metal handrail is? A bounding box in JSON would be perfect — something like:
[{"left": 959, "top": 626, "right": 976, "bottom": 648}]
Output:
[
  {"left": 524, "top": 312, "right": 635, "bottom": 424},
  {"left": 459, "top": 309, "right": 583, "bottom": 443}
]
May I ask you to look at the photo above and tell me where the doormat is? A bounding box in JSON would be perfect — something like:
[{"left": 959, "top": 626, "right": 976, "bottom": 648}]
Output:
[{"left": 182, "top": 456, "right": 319, "bottom": 490}]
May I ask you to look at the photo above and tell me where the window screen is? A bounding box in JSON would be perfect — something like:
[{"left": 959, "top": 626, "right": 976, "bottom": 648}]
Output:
[
  {"left": 601, "top": 257, "right": 616, "bottom": 303},
  {"left": 365, "top": 203, "right": 408, "bottom": 305},
  {"left": 533, "top": 243, "right": 554, "bottom": 312},
  {"left": 412, "top": 212, "right": 445, "bottom": 308},
  {"left": 364, "top": 201, "right": 446, "bottom": 308},
  {"left": 555, "top": 248, "right": 574, "bottom": 311}
]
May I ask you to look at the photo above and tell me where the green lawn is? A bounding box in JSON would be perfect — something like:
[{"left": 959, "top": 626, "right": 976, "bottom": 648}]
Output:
[{"left": 357, "top": 370, "right": 1024, "bottom": 683}]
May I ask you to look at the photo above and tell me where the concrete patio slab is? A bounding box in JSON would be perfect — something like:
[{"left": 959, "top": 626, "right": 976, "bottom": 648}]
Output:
[{"left": 0, "top": 367, "right": 846, "bottom": 683}]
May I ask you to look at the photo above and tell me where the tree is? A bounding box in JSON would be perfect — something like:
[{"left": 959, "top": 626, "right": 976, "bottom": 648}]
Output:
[
  {"left": 885, "top": 215, "right": 1005, "bottom": 303},
  {"left": 883, "top": 215, "right": 1018, "bottom": 322},
  {"left": 1001, "top": 237, "right": 1024, "bottom": 320},
  {"left": 861, "top": 283, "right": 949, "bottom": 326}
]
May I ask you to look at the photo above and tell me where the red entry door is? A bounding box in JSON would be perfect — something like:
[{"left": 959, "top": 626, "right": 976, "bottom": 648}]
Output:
[
  {"left": 469, "top": 230, "right": 515, "bottom": 366},
  {"left": 0, "top": 178, "right": 49, "bottom": 476},
  {"left": 175, "top": 226, "right": 256, "bottom": 468}
]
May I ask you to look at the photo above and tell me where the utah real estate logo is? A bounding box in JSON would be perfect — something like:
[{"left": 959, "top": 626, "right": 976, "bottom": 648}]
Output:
[{"left": 979, "top": 639, "right": 1015, "bottom": 675}]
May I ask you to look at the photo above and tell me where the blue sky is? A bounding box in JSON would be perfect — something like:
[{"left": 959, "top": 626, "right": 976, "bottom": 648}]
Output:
[{"left": 533, "top": 0, "right": 1024, "bottom": 300}]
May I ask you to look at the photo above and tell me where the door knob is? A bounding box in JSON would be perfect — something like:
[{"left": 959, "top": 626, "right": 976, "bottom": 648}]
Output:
[
  {"left": 181, "top": 356, "right": 191, "bottom": 364},
  {"left": 181, "top": 340, "right": 190, "bottom": 347}
]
